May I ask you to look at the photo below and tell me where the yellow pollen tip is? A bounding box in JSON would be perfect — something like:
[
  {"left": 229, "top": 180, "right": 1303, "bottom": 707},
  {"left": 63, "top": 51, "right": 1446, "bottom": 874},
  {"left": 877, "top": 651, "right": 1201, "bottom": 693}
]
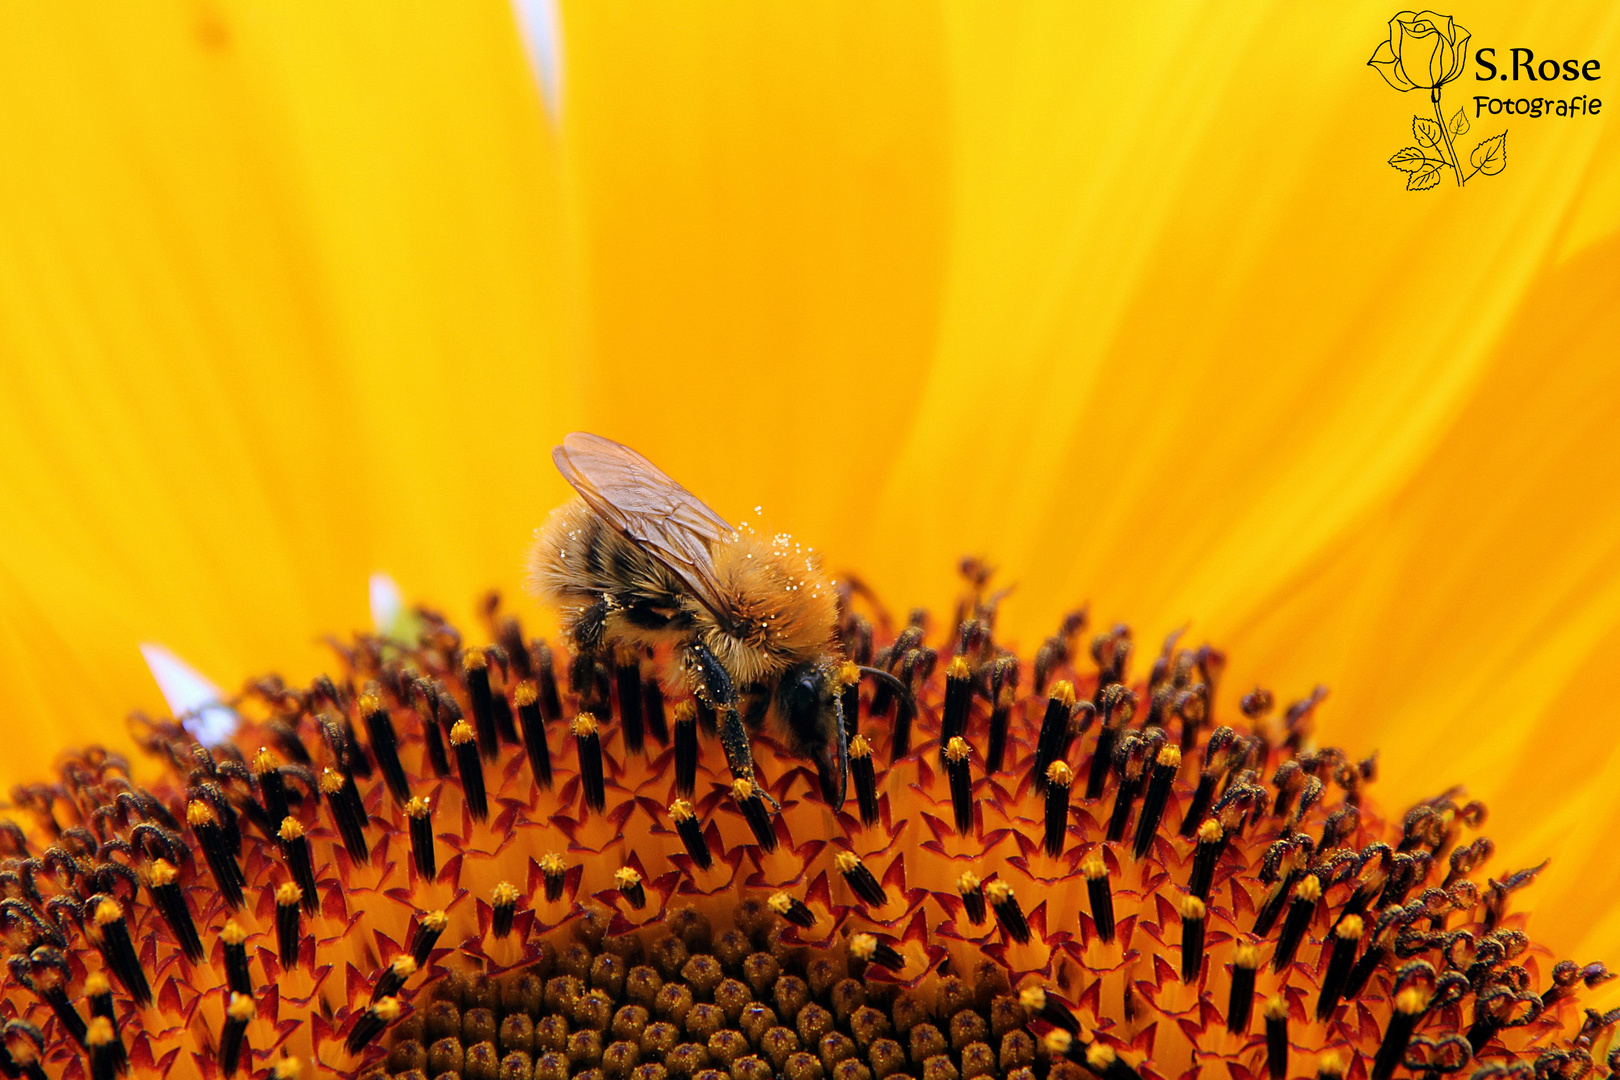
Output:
[
  {"left": 463, "top": 649, "right": 487, "bottom": 671},
  {"left": 1082, "top": 856, "right": 1108, "bottom": 880},
  {"left": 276, "top": 882, "right": 303, "bottom": 906},
  {"left": 422, "top": 910, "right": 449, "bottom": 932},
  {"left": 1157, "top": 745, "right": 1181, "bottom": 767},
  {"left": 94, "top": 899, "right": 123, "bottom": 925},
  {"left": 1086, "top": 1042, "right": 1116, "bottom": 1068},
  {"left": 958, "top": 870, "right": 982, "bottom": 894},
  {"left": 945, "top": 736, "right": 970, "bottom": 762},
  {"left": 849, "top": 734, "right": 872, "bottom": 759},
  {"left": 1318, "top": 1051, "right": 1347, "bottom": 1077},
  {"left": 1235, "top": 944, "right": 1261, "bottom": 968},
  {"left": 228, "top": 993, "right": 257, "bottom": 1021},
  {"left": 1197, "top": 819, "right": 1223, "bottom": 842},
  {"left": 986, "top": 879, "right": 1013, "bottom": 903},
  {"left": 359, "top": 692, "right": 381, "bottom": 713},
  {"left": 1296, "top": 875, "right": 1322, "bottom": 902},
  {"left": 391, "top": 955, "right": 418, "bottom": 976},
  {"left": 539, "top": 853, "right": 565, "bottom": 875},
  {"left": 615, "top": 867, "right": 642, "bottom": 889},
  {"left": 849, "top": 933, "right": 877, "bottom": 960},
  {"left": 371, "top": 996, "right": 402, "bottom": 1022},
  {"left": 222, "top": 920, "right": 247, "bottom": 945},
  {"left": 573, "top": 713, "right": 598, "bottom": 736},
  {"left": 767, "top": 892, "right": 793, "bottom": 914},
  {"left": 1046, "top": 760, "right": 1074, "bottom": 786},
  {"left": 947, "top": 656, "right": 970, "bottom": 680},
  {"left": 278, "top": 817, "right": 305, "bottom": 841},
  {"left": 450, "top": 720, "right": 475, "bottom": 745},
  {"left": 1336, "top": 915, "right": 1365, "bottom": 939},
  {"left": 1178, "top": 894, "right": 1206, "bottom": 920},
  {"left": 86, "top": 1016, "right": 114, "bottom": 1047},
  {"left": 513, "top": 681, "right": 537, "bottom": 706},
  {"left": 669, "top": 799, "right": 695, "bottom": 822},
  {"left": 1018, "top": 987, "right": 1047, "bottom": 1010},
  {"left": 673, "top": 700, "right": 696, "bottom": 723},
  {"left": 273, "top": 1059, "right": 303, "bottom": 1079},
  {"left": 405, "top": 796, "right": 431, "bottom": 819},
  {"left": 835, "top": 851, "right": 861, "bottom": 873},
  {"left": 1044, "top": 1029, "right": 1073, "bottom": 1055},
  {"left": 83, "top": 972, "right": 110, "bottom": 997},
  {"left": 148, "top": 859, "right": 177, "bottom": 886},
  {"left": 319, "top": 768, "right": 343, "bottom": 794},
  {"left": 492, "top": 881, "right": 520, "bottom": 906},
  {"left": 1263, "top": 996, "right": 1288, "bottom": 1021},
  {"left": 1051, "top": 681, "right": 1076, "bottom": 709},
  {"left": 839, "top": 661, "right": 860, "bottom": 686},
  {"left": 732, "top": 778, "right": 757, "bottom": 800},
  {"left": 1395, "top": 988, "right": 1430, "bottom": 1014},
  {"left": 253, "top": 748, "right": 277, "bottom": 775},
  {"left": 186, "top": 800, "right": 216, "bottom": 826}
]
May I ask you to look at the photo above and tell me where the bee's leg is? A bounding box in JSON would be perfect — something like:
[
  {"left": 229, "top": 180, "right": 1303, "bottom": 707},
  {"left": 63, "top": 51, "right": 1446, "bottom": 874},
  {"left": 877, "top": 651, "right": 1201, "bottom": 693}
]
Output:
[
  {"left": 687, "top": 640, "right": 780, "bottom": 812},
  {"left": 572, "top": 597, "right": 611, "bottom": 654}
]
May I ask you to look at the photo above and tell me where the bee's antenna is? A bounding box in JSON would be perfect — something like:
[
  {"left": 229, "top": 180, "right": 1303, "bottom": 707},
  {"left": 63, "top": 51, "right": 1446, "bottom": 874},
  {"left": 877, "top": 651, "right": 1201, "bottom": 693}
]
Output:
[{"left": 857, "top": 666, "right": 915, "bottom": 739}]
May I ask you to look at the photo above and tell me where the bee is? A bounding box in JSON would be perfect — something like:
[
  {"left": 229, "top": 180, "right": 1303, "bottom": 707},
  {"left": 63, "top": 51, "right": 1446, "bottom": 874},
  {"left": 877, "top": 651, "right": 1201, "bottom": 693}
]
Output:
[{"left": 527, "top": 433, "right": 907, "bottom": 809}]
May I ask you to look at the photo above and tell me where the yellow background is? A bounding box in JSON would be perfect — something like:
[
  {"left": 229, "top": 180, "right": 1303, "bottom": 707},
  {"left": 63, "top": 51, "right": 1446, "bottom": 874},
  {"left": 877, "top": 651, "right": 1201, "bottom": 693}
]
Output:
[{"left": 0, "top": 2, "right": 1617, "bottom": 963}]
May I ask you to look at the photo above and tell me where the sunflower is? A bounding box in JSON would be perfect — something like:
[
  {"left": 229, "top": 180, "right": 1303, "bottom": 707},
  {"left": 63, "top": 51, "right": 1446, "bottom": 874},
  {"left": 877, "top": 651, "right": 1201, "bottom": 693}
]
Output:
[{"left": 0, "top": 1, "right": 1617, "bottom": 1077}]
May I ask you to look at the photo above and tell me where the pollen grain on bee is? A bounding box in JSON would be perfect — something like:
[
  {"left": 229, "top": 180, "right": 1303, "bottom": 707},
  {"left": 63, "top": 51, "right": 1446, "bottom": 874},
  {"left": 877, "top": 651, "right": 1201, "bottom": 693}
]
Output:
[{"left": 0, "top": 577, "right": 1605, "bottom": 1080}]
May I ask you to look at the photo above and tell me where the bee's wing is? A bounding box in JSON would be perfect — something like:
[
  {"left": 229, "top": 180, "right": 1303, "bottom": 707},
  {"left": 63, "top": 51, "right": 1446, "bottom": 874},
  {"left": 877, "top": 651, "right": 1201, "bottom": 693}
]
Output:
[{"left": 552, "top": 432, "right": 734, "bottom": 617}]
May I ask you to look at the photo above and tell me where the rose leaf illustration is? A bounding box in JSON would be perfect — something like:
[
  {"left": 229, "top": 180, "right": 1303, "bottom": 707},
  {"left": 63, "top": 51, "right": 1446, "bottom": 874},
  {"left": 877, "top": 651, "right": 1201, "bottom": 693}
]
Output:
[
  {"left": 1471, "top": 133, "right": 1507, "bottom": 176},
  {"left": 1450, "top": 108, "right": 1470, "bottom": 136},
  {"left": 1389, "top": 147, "right": 1433, "bottom": 172},
  {"left": 1407, "top": 162, "right": 1444, "bottom": 191},
  {"left": 1413, "top": 116, "right": 1443, "bottom": 148}
]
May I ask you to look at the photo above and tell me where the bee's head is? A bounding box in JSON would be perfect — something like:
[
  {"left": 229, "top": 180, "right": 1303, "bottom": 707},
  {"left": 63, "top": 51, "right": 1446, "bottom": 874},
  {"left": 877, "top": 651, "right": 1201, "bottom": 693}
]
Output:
[{"left": 776, "top": 661, "right": 848, "bottom": 809}]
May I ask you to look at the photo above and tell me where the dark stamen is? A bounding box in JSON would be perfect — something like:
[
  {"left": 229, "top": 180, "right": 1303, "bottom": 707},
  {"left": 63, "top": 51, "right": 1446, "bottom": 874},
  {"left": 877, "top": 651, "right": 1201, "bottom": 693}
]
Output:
[
  {"left": 513, "top": 682, "right": 553, "bottom": 789},
  {"left": 1084, "top": 855, "right": 1116, "bottom": 943},
  {"left": 984, "top": 657, "right": 1017, "bottom": 775},
  {"left": 734, "top": 780, "right": 777, "bottom": 852},
  {"left": 146, "top": 858, "right": 203, "bottom": 963},
  {"left": 535, "top": 641, "right": 563, "bottom": 721},
  {"left": 276, "top": 818, "right": 320, "bottom": 915},
  {"left": 642, "top": 676, "right": 669, "bottom": 743},
  {"left": 463, "top": 649, "right": 500, "bottom": 760},
  {"left": 850, "top": 933, "right": 904, "bottom": 973},
  {"left": 1086, "top": 685, "right": 1133, "bottom": 798},
  {"left": 1189, "top": 820, "right": 1225, "bottom": 901},
  {"left": 491, "top": 881, "right": 520, "bottom": 936},
  {"left": 574, "top": 714, "right": 606, "bottom": 814},
  {"left": 850, "top": 735, "right": 880, "bottom": 828},
  {"left": 1264, "top": 997, "right": 1288, "bottom": 1080},
  {"left": 672, "top": 701, "right": 698, "bottom": 797},
  {"left": 252, "top": 748, "right": 290, "bottom": 833},
  {"left": 836, "top": 851, "right": 887, "bottom": 907},
  {"left": 187, "top": 800, "right": 245, "bottom": 910},
  {"left": 16, "top": 950, "right": 86, "bottom": 1048},
  {"left": 345, "top": 996, "right": 401, "bottom": 1056},
  {"left": 986, "top": 880, "right": 1030, "bottom": 944},
  {"left": 1227, "top": 945, "right": 1260, "bottom": 1033},
  {"left": 1132, "top": 745, "right": 1181, "bottom": 860},
  {"left": 958, "top": 871, "right": 987, "bottom": 925},
  {"left": 944, "top": 737, "right": 973, "bottom": 835},
  {"left": 274, "top": 884, "right": 303, "bottom": 970},
  {"left": 768, "top": 891, "right": 817, "bottom": 929},
  {"left": 1019, "top": 987, "right": 1079, "bottom": 1036},
  {"left": 372, "top": 955, "right": 417, "bottom": 1002},
  {"left": 1179, "top": 726, "right": 1235, "bottom": 837},
  {"left": 670, "top": 800, "right": 712, "bottom": 870},
  {"left": 1031, "top": 682, "right": 1076, "bottom": 793},
  {"left": 616, "top": 867, "right": 647, "bottom": 910},
  {"left": 1044, "top": 762, "right": 1073, "bottom": 858},
  {"left": 450, "top": 720, "right": 488, "bottom": 822},
  {"left": 1179, "top": 895, "right": 1206, "bottom": 983},
  {"left": 360, "top": 690, "right": 410, "bottom": 805},
  {"left": 1086, "top": 1041, "right": 1143, "bottom": 1080},
  {"left": 221, "top": 993, "right": 254, "bottom": 1077},
  {"left": 839, "top": 663, "right": 860, "bottom": 766},
  {"left": 540, "top": 853, "right": 567, "bottom": 903},
  {"left": 408, "top": 910, "right": 448, "bottom": 968},
  {"left": 222, "top": 921, "right": 253, "bottom": 996},
  {"left": 1315, "top": 914, "right": 1363, "bottom": 1021},
  {"left": 319, "top": 767, "right": 369, "bottom": 865},
  {"left": 1371, "top": 990, "right": 1429, "bottom": 1080},
  {"left": 92, "top": 898, "right": 150, "bottom": 1007},
  {"left": 939, "top": 656, "right": 972, "bottom": 754},
  {"left": 86, "top": 1016, "right": 120, "bottom": 1080},
  {"left": 1272, "top": 875, "right": 1321, "bottom": 972},
  {"left": 406, "top": 797, "right": 436, "bottom": 882},
  {"left": 614, "top": 650, "right": 645, "bottom": 753},
  {"left": 83, "top": 975, "right": 125, "bottom": 1078}
]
